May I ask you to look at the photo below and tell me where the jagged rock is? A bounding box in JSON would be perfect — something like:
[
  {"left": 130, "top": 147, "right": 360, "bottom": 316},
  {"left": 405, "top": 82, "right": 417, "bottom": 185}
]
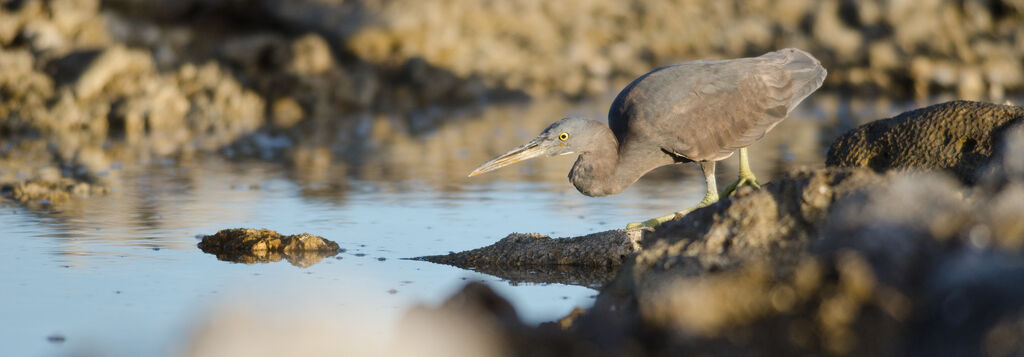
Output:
[
  {"left": 197, "top": 228, "right": 340, "bottom": 267},
  {"left": 826, "top": 101, "right": 1024, "bottom": 184}
]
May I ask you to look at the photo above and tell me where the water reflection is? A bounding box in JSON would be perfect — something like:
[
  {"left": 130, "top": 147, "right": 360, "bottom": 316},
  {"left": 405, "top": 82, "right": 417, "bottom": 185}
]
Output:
[{"left": 282, "top": 93, "right": 936, "bottom": 201}]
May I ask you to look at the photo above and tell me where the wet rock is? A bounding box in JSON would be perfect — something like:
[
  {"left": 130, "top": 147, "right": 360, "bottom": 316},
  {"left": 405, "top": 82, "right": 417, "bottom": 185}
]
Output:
[
  {"left": 418, "top": 230, "right": 642, "bottom": 268},
  {"left": 826, "top": 101, "right": 1024, "bottom": 184},
  {"left": 197, "top": 228, "right": 340, "bottom": 268}
]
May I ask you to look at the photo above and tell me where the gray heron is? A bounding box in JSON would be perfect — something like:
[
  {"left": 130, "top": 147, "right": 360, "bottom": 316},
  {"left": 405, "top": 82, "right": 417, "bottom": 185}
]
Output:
[{"left": 469, "top": 48, "right": 826, "bottom": 228}]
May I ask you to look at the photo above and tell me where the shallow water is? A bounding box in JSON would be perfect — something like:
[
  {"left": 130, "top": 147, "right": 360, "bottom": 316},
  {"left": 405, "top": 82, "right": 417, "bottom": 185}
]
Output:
[{"left": 0, "top": 95, "right": 921, "bottom": 357}]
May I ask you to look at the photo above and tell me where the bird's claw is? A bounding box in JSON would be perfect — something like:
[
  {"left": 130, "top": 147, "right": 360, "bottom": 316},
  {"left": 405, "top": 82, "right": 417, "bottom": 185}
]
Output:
[
  {"left": 626, "top": 218, "right": 663, "bottom": 229},
  {"left": 625, "top": 209, "right": 695, "bottom": 229},
  {"left": 721, "top": 175, "right": 760, "bottom": 197}
]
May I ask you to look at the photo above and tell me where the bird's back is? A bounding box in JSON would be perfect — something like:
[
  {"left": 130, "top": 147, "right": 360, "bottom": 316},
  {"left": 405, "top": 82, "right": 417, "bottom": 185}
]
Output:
[{"left": 608, "top": 48, "right": 826, "bottom": 162}]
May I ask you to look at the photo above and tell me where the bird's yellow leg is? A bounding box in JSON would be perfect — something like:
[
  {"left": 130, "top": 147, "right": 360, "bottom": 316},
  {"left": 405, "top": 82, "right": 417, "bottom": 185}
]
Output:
[
  {"left": 721, "top": 147, "right": 760, "bottom": 197},
  {"left": 627, "top": 162, "right": 718, "bottom": 229}
]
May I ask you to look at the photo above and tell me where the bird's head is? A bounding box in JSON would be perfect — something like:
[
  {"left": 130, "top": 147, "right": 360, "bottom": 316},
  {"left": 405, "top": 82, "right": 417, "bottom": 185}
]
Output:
[{"left": 468, "top": 116, "right": 600, "bottom": 177}]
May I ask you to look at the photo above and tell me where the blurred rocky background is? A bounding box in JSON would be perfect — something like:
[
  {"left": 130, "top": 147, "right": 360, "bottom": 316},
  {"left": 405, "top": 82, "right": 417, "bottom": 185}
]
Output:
[{"left": 3, "top": 0, "right": 1024, "bottom": 205}]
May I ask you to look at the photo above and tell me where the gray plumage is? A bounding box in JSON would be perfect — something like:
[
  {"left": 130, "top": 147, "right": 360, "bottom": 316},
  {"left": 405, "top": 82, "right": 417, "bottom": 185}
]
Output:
[
  {"left": 610, "top": 48, "right": 825, "bottom": 163},
  {"left": 470, "top": 48, "right": 826, "bottom": 199}
]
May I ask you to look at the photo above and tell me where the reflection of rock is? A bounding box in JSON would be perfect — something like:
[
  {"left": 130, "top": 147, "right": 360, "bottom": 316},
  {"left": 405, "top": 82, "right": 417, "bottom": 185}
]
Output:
[
  {"left": 1, "top": 178, "right": 108, "bottom": 206},
  {"left": 198, "top": 228, "right": 340, "bottom": 268},
  {"left": 826, "top": 101, "right": 1024, "bottom": 184},
  {"left": 468, "top": 264, "right": 618, "bottom": 290}
]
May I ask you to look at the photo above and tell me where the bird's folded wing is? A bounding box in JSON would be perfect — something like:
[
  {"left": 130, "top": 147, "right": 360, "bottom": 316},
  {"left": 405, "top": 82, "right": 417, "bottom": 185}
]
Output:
[{"left": 669, "top": 51, "right": 825, "bottom": 160}]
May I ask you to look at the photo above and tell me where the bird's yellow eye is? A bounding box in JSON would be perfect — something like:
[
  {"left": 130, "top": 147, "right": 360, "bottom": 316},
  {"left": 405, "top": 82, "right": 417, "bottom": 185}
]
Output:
[{"left": 559, "top": 132, "right": 569, "bottom": 141}]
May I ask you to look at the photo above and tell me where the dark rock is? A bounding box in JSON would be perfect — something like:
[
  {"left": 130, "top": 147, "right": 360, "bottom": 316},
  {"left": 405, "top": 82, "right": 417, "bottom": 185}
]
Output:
[
  {"left": 419, "top": 231, "right": 641, "bottom": 268},
  {"left": 197, "top": 228, "right": 339, "bottom": 267},
  {"left": 826, "top": 100, "right": 1024, "bottom": 184}
]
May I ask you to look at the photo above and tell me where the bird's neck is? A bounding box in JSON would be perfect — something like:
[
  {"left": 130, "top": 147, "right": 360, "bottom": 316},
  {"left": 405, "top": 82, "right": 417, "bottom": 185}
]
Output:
[{"left": 569, "top": 127, "right": 654, "bottom": 197}]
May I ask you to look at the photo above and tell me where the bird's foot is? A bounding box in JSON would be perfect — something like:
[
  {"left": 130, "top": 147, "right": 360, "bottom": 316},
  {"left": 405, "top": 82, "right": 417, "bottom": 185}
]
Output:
[
  {"left": 721, "top": 173, "right": 760, "bottom": 197},
  {"left": 626, "top": 209, "right": 695, "bottom": 229},
  {"left": 625, "top": 190, "right": 719, "bottom": 229}
]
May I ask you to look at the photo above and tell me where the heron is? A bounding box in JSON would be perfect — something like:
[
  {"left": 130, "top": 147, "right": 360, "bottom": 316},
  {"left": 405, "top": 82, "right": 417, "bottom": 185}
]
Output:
[{"left": 468, "top": 48, "right": 826, "bottom": 229}]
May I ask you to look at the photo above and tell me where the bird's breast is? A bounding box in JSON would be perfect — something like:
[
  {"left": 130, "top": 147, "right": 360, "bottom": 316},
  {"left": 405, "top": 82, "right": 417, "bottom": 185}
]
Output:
[{"left": 568, "top": 157, "right": 621, "bottom": 197}]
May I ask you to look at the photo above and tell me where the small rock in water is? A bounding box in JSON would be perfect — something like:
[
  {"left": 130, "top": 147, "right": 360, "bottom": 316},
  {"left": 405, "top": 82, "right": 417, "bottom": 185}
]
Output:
[{"left": 197, "top": 228, "right": 340, "bottom": 268}]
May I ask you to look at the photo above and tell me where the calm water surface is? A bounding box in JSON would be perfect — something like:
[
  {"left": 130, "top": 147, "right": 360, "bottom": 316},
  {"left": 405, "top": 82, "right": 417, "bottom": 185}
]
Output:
[{"left": 0, "top": 95, "right": 920, "bottom": 357}]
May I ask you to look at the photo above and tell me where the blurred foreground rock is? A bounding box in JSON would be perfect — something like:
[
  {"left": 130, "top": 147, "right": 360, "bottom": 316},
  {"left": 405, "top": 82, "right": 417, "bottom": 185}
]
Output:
[{"left": 198, "top": 228, "right": 340, "bottom": 267}]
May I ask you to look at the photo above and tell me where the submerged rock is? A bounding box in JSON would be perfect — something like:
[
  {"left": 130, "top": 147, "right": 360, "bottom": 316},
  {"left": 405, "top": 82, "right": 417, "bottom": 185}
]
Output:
[
  {"left": 826, "top": 100, "right": 1024, "bottom": 184},
  {"left": 198, "top": 228, "right": 340, "bottom": 268}
]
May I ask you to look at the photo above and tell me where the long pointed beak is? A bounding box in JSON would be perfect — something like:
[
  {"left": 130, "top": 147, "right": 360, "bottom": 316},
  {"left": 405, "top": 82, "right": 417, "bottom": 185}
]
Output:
[{"left": 468, "top": 139, "right": 551, "bottom": 177}]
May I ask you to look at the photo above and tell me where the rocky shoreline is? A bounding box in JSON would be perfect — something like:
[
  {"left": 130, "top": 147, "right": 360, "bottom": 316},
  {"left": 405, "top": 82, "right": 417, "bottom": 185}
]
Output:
[{"left": 410, "top": 101, "right": 1024, "bottom": 356}]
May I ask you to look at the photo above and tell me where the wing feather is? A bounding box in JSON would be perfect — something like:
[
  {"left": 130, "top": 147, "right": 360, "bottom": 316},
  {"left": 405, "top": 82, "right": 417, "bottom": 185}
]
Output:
[{"left": 609, "top": 48, "right": 826, "bottom": 162}]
